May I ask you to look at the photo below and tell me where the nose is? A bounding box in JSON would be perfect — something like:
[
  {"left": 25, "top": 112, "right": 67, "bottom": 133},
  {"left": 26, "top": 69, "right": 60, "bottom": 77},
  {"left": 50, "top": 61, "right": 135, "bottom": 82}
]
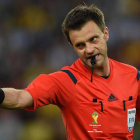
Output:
[{"left": 85, "top": 43, "right": 95, "bottom": 54}]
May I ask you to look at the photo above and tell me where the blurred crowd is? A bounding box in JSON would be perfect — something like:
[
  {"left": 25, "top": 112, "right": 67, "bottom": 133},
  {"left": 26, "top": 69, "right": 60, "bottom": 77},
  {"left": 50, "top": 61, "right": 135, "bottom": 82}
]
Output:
[{"left": 0, "top": 0, "right": 140, "bottom": 140}]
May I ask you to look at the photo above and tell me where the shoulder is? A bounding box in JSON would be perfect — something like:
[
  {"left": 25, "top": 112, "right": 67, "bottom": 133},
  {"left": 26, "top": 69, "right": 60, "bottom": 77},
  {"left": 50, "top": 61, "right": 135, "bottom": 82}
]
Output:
[
  {"left": 50, "top": 59, "right": 80, "bottom": 81},
  {"left": 109, "top": 58, "right": 140, "bottom": 82},
  {"left": 48, "top": 59, "right": 81, "bottom": 85},
  {"left": 110, "top": 58, "right": 138, "bottom": 74},
  {"left": 49, "top": 67, "right": 78, "bottom": 86}
]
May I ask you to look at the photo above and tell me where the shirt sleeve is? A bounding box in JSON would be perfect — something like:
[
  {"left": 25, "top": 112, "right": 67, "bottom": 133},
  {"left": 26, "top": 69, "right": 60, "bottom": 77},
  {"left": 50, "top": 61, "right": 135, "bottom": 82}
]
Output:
[
  {"left": 24, "top": 71, "right": 76, "bottom": 111},
  {"left": 24, "top": 74, "right": 61, "bottom": 111},
  {"left": 136, "top": 70, "right": 140, "bottom": 121}
]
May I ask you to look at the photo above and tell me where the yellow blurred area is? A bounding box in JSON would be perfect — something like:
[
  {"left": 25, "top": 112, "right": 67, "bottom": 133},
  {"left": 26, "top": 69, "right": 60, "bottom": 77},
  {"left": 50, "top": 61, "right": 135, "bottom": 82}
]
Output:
[
  {"left": 18, "top": 105, "right": 65, "bottom": 140},
  {"left": 18, "top": 6, "right": 56, "bottom": 31},
  {"left": 18, "top": 119, "right": 55, "bottom": 140},
  {"left": 120, "top": 41, "right": 140, "bottom": 67},
  {"left": 37, "top": 104, "right": 62, "bottom": 119},
  {"left": 23, "top": 65, "right": 52, "bottom": 86},
  {"left": 127, "top": 0, "right": 140, "bottom": 15}
]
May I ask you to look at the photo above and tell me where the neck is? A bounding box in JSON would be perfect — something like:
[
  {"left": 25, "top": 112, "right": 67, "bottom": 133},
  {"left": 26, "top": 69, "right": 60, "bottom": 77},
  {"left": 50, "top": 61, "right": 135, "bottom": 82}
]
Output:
[{"left": 93, "top": 58, "right": 110, "bottom": 77}]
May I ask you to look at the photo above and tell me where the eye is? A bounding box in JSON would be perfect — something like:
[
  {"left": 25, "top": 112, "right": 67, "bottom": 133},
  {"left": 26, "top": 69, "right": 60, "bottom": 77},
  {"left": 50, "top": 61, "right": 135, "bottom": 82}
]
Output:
[
  {"left": 76, "top": 43, "right": 85, "bottom": 49},
  {"left": 90, "top": 37, "right": 97, "bottom": 42}
]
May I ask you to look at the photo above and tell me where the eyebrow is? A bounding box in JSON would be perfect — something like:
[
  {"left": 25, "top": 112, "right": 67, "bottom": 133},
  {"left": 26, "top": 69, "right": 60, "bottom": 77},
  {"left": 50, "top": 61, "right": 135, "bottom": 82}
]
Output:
[
  {"left": 74, "top": 34, "right": 99, "bottom": 46},
  {"left": 75, "top": 42, "right": 84, "bottom": 47},
  {"left": 89, "top": 35, "right": 99, "bottom": 40}
]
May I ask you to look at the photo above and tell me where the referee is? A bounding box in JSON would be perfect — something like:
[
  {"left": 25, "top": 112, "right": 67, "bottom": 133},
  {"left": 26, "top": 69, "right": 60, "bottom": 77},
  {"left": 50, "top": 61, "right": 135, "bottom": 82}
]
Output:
[{"left": 0, "top": 4, "right": 140, "bottom": 140}]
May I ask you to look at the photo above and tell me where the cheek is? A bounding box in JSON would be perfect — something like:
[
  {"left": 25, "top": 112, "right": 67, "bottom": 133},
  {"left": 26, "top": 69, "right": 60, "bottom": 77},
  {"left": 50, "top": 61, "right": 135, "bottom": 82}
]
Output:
[
  {"left": 99, "top": 41, "right": 107, "bottom": 53},
  {"left": 75, "top": 49, "right": 84, "bottom": 57},
  {"left": 104, "top": 44, "right": 108, "bottom": 53}
]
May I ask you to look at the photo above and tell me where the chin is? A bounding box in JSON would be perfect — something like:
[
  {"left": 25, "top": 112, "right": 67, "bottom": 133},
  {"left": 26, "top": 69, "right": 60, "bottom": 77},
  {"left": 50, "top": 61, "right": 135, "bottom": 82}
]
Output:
[
  {"left": 82, "top": 61, "right": 90, "bottom": 68},
  {"left": 86, "top": 63, "right": 93, "bottom": 69},
  {"left": 95, "top": 61, "right": 105, "bottom": 68}
]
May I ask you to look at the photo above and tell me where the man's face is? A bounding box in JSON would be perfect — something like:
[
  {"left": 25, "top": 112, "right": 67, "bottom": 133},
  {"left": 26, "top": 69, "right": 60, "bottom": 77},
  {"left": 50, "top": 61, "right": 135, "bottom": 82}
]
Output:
[{"left": 69, "top": 20, "right": 109, "bottom": 70}]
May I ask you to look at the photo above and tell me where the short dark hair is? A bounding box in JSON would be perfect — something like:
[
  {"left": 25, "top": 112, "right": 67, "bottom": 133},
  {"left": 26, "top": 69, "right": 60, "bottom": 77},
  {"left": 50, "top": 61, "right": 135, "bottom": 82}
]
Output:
[{"left": 62, "top": 5, "right": 105, "bottom": 44}]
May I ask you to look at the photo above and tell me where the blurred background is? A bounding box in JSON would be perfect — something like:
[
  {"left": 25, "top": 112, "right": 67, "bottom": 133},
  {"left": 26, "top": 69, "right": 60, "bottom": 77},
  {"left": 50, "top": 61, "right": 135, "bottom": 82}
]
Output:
[{"left": 0, "top": 0, "right": 139, "bottom": 139}]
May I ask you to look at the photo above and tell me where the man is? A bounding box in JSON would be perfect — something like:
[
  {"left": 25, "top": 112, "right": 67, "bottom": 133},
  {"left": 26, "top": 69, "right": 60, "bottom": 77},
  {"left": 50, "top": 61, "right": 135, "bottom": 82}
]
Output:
[{"left": 0, "top": 4, "right": 140, "bottom": 140}]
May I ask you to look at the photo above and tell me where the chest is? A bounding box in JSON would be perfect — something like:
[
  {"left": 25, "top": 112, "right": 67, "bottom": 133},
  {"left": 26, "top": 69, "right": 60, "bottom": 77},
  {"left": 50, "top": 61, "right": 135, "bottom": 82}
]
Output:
[
  {"left": 74, "top": 76, "right": 138, "bottom": 102},
  {"left": 66, "top": 76, "right": 138, "bottom": 137}
]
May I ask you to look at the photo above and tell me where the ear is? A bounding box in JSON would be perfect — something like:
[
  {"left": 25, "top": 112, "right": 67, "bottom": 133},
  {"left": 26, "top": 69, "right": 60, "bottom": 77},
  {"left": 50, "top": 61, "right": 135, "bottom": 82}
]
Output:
[{"left": 104, "top": 27, "right": 109, "bottom": 41}]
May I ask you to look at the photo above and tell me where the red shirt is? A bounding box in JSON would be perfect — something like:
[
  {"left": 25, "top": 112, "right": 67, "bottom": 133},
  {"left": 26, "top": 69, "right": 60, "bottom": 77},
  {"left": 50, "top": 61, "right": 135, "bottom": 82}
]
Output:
[{"left": 25, "top": 58, "right": 140, "bottom": 140}]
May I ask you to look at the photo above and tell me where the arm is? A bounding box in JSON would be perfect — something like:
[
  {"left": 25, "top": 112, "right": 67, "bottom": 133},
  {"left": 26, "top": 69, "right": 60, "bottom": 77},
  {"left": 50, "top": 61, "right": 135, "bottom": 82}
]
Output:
[{"left": 0, "top": 88, "right": 33, "bottom": 110}]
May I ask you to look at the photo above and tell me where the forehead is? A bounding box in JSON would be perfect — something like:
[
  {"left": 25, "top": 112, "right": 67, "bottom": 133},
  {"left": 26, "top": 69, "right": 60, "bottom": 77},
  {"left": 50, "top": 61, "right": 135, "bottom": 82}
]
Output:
[{"left": 69, "top": 21, "right": 102, "bottom": 45}]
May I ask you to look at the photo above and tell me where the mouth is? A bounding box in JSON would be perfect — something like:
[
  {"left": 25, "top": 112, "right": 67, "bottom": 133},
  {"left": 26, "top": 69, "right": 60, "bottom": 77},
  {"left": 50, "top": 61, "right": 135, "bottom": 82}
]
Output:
[{"left": 87, "top": 54, "right": 100, "bottom": 60}]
